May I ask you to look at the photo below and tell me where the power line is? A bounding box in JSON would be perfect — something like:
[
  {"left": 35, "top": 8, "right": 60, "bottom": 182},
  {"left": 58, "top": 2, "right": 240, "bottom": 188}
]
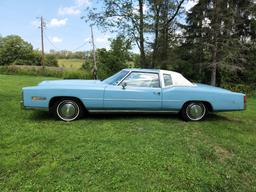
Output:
[
  {"left": 71, "top": 42, "right": 88, "bottom": 52},
  {"left": 44, "top": 31, "right": 59, "bottom": 50}
]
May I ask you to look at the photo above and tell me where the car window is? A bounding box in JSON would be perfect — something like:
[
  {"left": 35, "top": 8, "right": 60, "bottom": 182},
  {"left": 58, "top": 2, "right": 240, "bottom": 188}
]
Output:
[
  {"left": 122, "top": 72, "right": 160, "bottom": 88},
  {"left": 163, "top": 74, "right": 173, "bottom": 87},
  {"left": 103, "top": 70, "right": 129, "bottom": 85}
]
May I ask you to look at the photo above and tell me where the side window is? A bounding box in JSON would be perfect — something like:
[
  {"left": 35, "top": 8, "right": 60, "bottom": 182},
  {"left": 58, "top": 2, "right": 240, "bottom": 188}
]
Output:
[
  {"left": 122, "top": 72, "right": 160, "bottom": 88},
  {"left": 163, "top": 74, "right": 173, "bottom": 87}
]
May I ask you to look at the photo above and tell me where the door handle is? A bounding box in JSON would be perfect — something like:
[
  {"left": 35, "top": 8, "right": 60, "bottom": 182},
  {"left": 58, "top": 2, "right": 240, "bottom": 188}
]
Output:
[{"left": 153, "top": 92, "right": 160, "bottom": 95}]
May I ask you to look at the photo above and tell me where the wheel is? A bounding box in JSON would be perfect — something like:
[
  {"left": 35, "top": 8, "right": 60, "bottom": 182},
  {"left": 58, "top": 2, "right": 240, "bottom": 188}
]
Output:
[
  {"left": 181, "top": 102, "right": 207, "bottom": 121},
  {"left": 52, "top": 99, "right": 84, "bottom": 121}
]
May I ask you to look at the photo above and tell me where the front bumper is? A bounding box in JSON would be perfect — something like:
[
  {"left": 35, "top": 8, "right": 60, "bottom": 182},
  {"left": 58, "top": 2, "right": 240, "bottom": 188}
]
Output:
[{"left": 20, "top": 101, "right": 24, "bottom": 109}]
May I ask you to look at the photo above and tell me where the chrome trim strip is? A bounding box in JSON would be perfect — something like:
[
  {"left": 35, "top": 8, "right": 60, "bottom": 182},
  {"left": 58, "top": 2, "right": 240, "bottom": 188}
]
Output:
[
  {"left": 104, "top": 99, "right": 160, "bottom": 102},
  {"left": 82, "top": 98, "right": 103, "bottom": 101},
  {"left": 23, "top": 106, "right": 48, "bottom": 111},
  {"left": 88, "top": 109, "right": 179, "bottom": 113},
  {"left": 163, "top": 100, "right": 182, "bottom": 102}
]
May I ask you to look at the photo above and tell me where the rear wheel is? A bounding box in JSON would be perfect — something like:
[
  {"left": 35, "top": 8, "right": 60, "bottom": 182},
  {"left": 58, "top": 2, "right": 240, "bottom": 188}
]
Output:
[
  {"left": 52, "top": 99, "right": 84, "bottom": 121},
  {"left": 181, "top": 102, "right": 207, "bottom": 121}
]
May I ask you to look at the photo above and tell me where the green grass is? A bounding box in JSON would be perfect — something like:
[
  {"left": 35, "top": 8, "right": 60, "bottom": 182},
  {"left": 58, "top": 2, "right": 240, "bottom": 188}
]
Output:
[
  {"left": 0, "top": 74, "right": 255, "bottom": 191},
  {"left": 58, "top": 59, "right": 84, "bottom": 69}
]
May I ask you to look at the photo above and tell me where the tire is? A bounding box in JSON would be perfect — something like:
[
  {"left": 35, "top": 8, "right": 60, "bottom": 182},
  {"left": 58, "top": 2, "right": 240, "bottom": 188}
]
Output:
[
  {"left": 51, "top": 98, "right": 84, "bottom": 122},
  {"left": 180, "top": 102, "right": 207, "bottom": 121}
]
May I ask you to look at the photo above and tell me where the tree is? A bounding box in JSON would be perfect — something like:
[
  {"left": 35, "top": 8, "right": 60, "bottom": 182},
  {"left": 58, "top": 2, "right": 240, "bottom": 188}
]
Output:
[
  {"left": 83, "top": 0, "right": 185, "bottom": 69},
  {"left": 83, "top": 0, "right": 147, "bottom": 67},
  {"left": 148, "top": 0, "right": 185, "bottom": 68},
  {"left": 181, "top": 0, "right": 256, "bottom": 86},
  {"left": 82, "top": 35, "right": 132, "bottom": 78},
  {"left": 0, "top": 35, "right": 34, "bottom": 65}
]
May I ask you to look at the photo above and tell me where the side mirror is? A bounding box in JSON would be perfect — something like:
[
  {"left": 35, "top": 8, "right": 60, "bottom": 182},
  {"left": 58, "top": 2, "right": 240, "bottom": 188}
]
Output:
[{"left": 122, "top": 82, "right": 127, "bottom": 89}]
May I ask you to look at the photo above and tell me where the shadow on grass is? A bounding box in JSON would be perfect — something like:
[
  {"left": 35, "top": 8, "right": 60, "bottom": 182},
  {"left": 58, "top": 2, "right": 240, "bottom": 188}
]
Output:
[
  {"left": 29, "top": 111, "right": 54, "bottom": 121},
  {"left": 206, "top": 113, "right": 244, "bottom": 123},
  {"left": 28, "top": 111, "right": 234, "bottom": 122}
]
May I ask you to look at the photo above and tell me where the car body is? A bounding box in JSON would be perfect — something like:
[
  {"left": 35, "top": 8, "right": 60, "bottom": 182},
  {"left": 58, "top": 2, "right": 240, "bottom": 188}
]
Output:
[{"left": 21, "top": 69, "right": 246, "bottom": 121}]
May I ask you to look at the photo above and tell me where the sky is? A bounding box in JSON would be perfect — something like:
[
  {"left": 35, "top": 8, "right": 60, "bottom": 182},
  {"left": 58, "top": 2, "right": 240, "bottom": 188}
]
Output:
[{"left": 0, "top": 0, "right": 196, "bottom": 53}]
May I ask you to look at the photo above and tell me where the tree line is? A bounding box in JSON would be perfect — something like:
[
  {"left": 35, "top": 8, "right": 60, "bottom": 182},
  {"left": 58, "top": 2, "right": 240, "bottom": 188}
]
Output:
[
  {"left": 0, "top": 35, "right": 93, "bottom": 66},
  {"left": 0, "top": 35, "right": 58, "bottom": 67},
  {"left": 84, "top": 0, "right": 256, "bottom": 86}
]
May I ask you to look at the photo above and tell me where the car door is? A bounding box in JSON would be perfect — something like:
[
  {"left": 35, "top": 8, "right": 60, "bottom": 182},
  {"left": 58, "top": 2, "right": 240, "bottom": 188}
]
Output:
[
  {"left": 162, "top": 73, "right": 184, "bottom": 111},
  {"left": 104, "top": 72, "right": 162, "bottom": 110}
]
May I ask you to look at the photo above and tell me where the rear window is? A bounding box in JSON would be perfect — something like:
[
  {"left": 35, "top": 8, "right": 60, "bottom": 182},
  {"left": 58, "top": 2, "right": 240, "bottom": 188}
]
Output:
[{"left": 163, "top": 74, "right": 173, "bottom": 87}]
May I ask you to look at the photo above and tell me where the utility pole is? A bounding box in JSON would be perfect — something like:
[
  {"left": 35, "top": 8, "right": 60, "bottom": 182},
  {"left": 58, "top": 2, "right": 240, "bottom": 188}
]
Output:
[
  {"left": 40, "top": 16, "right": 45, "bottom": 69},
  {"left": 91, "top": 25, "right": 97, "bottom": 79}
]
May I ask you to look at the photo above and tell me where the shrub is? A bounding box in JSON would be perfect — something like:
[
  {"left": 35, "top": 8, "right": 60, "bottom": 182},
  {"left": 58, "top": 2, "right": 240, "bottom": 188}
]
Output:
[
  {"left": 222, "top": 83, "right": 256, "bottom": 96},
  {"left": 0, "top": 65, "right": 89, "bottom": 79}
]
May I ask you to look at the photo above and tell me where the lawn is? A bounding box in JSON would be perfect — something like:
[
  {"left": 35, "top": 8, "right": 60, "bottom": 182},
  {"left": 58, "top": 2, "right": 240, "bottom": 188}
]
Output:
[
  {"left": 0, "top": 74, "right": 255, "bottom": 191},
  {"left": 58, "top": 59, "right": 84, "bottom": 69}
]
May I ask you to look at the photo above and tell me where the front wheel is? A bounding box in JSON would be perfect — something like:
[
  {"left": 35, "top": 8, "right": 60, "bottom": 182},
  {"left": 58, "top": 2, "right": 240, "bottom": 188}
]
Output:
[
  {"left": 52, "top": 99, "right": 84, "bottom": 121},
  {"left": 181, "top": 102, "right": 207, "bottom": 121}
]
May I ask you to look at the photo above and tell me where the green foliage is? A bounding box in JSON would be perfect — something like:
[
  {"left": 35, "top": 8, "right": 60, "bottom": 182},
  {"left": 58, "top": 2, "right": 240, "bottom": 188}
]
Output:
[
  {"left": 45, "top": 54, "right": 58, "bottom": 67},
  {"left": 0, "top": 65, "right": 89, "bottom": 79},
  {"left": 82, "top": 35, "right": 132, "bottom": 79},
  {"left": 221, "top": 84, "right": 256, "bottom": 97},
  {"left": 0, "top": 35, "right": 58, "bottom": 67},
  {"left": 0, "top": 74, "right": 256, "bottom": 191},
  {"left": 0, "top": 35, "right": 34, "bottom": 65},
  {"left": 177, "top": 0, "right": 256, "bottom": 86},
  {"left": 13, "top": 50, "right": 41, "bottom": 66}
]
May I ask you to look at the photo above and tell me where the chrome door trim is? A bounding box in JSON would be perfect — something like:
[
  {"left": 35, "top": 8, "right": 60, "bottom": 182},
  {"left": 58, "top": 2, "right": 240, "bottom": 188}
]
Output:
[{"left": 88, "top": 109, "right": 179, "bottom": 113}]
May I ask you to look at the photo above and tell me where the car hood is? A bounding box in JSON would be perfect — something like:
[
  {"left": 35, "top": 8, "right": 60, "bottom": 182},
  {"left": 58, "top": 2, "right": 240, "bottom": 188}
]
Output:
[{"left": 38, "top": 79, "right": 105, "bottom": 87}]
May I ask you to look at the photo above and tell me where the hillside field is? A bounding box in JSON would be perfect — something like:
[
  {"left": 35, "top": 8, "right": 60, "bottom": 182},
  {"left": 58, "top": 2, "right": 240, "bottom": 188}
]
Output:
[{"left": 58, "top": 59, "right": 84, "bottom": 69}]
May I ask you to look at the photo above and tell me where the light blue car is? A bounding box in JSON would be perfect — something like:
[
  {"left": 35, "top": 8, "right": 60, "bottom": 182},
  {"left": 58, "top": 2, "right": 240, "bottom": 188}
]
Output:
[{"left": 21, "top": 69, "right": 246, "bottom": 121}]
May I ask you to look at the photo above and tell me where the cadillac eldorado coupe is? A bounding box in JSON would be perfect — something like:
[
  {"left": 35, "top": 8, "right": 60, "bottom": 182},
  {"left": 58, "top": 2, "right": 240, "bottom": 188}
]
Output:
[{"left": 21, "top": 69, "right": 246, "bottom": 121}]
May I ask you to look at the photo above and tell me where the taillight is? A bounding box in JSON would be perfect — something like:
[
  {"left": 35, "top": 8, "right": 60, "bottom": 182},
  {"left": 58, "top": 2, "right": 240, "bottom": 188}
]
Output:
[{"left": 244, "top": 95, "right": 246, "bottom": 110}]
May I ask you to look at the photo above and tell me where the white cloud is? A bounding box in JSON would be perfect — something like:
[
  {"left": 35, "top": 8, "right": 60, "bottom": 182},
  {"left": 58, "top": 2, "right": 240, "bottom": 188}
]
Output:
[
  {"left": 58, "top": 7, "right": 81, "bottom": 15},
  {"left": 48, "top": 18, "right": 68, "bottom": 27},
  {"left": 57, "top": 0, "right": 90, "bottom": 16},
  {"left": 31, "top": 20, "right": 40, "bottom": 28},
  {"left": 75, "top": 0, "right": 91, "bottom": 7},
  {"left": 51, "top": 36, "right": 63, "bottom": 43},
  {"left": 84, "top": 37, "right": 90, "bottom": 42},
  {"left": 95, "top": 35, "right": 110, "bottom": 43},
  {"left": 184, "top": 0, "right": 198, "bottom": 12}
]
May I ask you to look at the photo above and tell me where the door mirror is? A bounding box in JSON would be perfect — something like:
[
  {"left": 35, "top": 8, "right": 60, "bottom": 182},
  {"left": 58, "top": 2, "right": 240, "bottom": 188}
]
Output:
[{"left": 121, "top": 82, "right": 127, "bottom": 89}]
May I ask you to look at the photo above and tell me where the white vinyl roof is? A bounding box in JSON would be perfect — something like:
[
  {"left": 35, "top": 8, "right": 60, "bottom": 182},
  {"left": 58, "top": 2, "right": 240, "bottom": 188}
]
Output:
[{"left": 160, "top": 70, "right": 194, "bottom": 86}]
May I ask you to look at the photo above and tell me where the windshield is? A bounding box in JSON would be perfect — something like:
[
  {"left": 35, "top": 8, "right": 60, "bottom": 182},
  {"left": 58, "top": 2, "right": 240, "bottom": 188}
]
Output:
[{"left": 103, "top": 70, "right": 129, "bottom": 85}]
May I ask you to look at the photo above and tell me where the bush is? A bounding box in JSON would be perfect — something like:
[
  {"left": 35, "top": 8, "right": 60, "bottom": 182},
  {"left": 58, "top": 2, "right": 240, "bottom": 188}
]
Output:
[
  {"left": 222, "top": 83, "right": 256, "bottom": 96},
  {"left": 0, "top": 65, "right": 89, "bottom": 79},
  {"left": 45, "top": 54, "right": 58, "bottom": 67}
]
